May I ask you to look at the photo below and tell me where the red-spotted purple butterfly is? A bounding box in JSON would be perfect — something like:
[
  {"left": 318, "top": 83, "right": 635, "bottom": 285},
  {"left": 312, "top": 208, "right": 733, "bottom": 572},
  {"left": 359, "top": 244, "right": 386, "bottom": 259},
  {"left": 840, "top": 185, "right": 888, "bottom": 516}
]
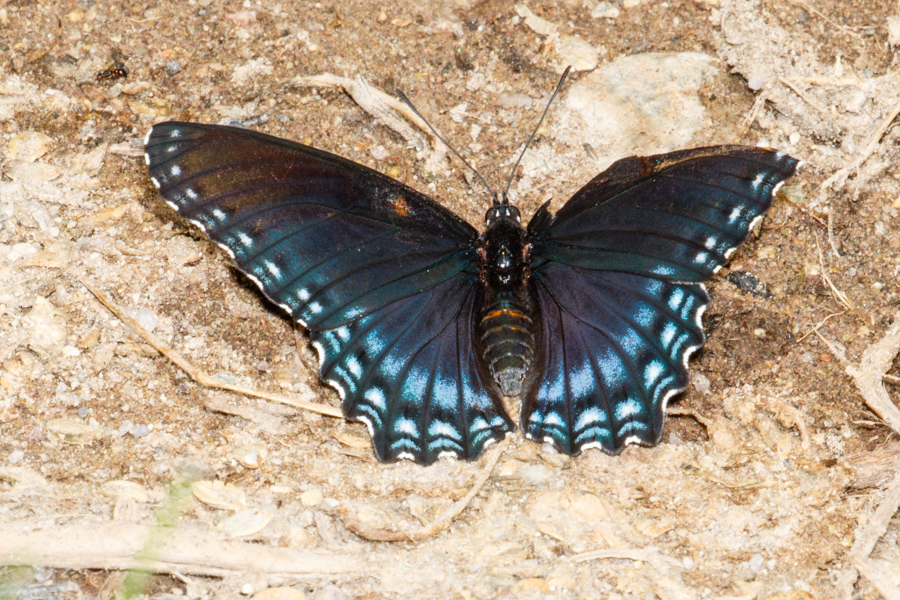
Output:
[{"left": 145, "top": 90, "right": 797, "bottom": 464}]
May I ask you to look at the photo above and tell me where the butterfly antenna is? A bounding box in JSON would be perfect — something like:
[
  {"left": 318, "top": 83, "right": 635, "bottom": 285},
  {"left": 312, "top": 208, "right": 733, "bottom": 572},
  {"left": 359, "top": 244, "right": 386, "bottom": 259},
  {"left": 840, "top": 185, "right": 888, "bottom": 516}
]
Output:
[
  {"left": 501, "top": 66, "right": 571, "bottom": 204},
  {"left": 395, "top": 89, "right": 499, "bottom": 206}
]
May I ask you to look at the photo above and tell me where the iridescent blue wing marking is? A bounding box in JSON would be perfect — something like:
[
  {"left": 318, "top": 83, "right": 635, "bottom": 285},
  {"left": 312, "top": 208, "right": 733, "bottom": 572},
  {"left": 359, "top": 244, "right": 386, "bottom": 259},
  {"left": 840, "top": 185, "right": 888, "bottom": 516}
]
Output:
[
  {"left": 526, "top": 267, "right": 707, "bottom": 453},
  {"left": 524, "top": 146, "right": 799, "bottom": 454},
  {"left": 144, "top": 121, "right": 512, "bottom": 464},
  {"left": 314, "top": 275, "right": 514, "bottom": 463}
]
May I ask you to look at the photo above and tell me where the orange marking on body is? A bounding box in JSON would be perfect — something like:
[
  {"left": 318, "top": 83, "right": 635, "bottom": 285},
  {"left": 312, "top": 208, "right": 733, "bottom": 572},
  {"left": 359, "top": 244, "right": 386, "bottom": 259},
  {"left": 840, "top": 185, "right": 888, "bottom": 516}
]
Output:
[{"left": 484, "top": 309, "right": 529, "bottom": 321}]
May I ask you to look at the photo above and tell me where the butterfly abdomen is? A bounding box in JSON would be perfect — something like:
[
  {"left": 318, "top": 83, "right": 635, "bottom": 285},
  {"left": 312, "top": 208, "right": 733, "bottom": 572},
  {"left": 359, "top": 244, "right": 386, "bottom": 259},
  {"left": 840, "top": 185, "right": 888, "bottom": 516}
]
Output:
[{"left": 476, "top": 287, "right": 536, "bottom": 397}]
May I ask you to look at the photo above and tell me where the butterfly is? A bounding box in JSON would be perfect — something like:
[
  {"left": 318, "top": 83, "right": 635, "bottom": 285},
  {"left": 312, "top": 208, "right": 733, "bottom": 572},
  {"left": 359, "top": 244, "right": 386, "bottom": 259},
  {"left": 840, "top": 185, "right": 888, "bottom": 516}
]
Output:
[{"left": 145, "top": 116, "right": 798, "bottom": 465}]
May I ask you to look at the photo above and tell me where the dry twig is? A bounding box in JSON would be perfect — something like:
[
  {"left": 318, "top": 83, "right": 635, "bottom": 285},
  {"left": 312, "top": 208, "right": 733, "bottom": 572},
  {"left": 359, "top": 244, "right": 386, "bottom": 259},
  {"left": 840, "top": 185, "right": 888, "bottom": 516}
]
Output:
[
  {"left": 843, "top": 312, "right": 900, "bottom": 435},
  {"left": 80, "top": 278, "right": 343, "bottom": 420},
  {"left": 820, "top": 97, "right": 900, "bottom": 195},
  {"left": 815, "top": 234, "right": 853, "bottom": 311},
  {"left": 292, "top": 73, "right": 449, "bottom": 172},
  {"left": 571, "top": 548, "right": 682, "bottom": 569},
  {"left": 796, "top": 310, "right": 846, "bottom": 343},
  {"left": 339, "top": 441, "right": 505, "bottom": 542},
  {"left": 785, "top": 0, "right": 863, "bottom": 39},
  {"left": 824, "top": 312, "right": 900, "bottom": 598},
  {"left": 0, "top": 521, "right": 361, "bottom": 577},
  {"left": 852, "top": 555, "right": 900, "bottom": 600},
  {"left": 777, "top": 76, "right": 832, "bottom": 118}
]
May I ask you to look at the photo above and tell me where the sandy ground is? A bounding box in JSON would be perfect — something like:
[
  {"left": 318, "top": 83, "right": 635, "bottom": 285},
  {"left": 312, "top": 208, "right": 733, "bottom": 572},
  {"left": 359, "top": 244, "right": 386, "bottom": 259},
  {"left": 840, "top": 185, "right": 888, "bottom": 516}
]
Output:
[{"left": 2, "top": 0, "right": 900, "bottom": 598}]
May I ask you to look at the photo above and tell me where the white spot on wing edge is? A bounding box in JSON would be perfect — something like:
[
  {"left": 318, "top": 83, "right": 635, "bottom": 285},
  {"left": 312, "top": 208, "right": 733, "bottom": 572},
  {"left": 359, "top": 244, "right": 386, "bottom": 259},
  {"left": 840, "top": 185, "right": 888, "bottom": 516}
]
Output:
[
  {"left": 748, "top": 214, "right": 765, "bottom": 233},
  {"left": 622, "top": 434, "right": 643, "bottom": 447},
  {"left": 187, "top": 218, "right": 207, "bottom": 234},
  {"left": 357, "top": 414, "right": 375, "bottom": 438},
  {"left": 325, "top": 378, "right": 346, "bottom": 401},
  {"left": 214, "top": 241, "right": 235, "bottom": 260},
  {"left": 580, "top": 440, "right": 607, "bottom": 451},
  {"left": 143, "top": 127, "right": 153, "bottom": 146},
  {"left": 312, "top": 341, "right": 326, "bottom": 365},
  {"left": 772, "top": 180, "right": 786, "bottom": 196},
  {"left": 144, "top": 152, "right": 151, "bottom": 166},
  {"left": 150, "top": 177, "right": 161, "bottom": 189},
  {"left": 164, "top": 200, "right": 180, "bottom": 212}
]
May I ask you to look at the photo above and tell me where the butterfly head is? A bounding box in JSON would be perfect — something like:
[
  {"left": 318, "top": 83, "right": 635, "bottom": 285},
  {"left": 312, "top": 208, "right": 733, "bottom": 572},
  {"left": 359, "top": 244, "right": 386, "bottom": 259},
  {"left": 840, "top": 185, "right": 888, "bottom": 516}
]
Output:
[{"left": 485, "top": 204, "right": 521, "bottom": 226}]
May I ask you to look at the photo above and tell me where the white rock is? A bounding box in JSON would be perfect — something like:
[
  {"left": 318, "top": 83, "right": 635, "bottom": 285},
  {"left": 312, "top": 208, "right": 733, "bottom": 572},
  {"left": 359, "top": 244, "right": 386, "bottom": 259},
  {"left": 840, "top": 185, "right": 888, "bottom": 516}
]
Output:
[
  {"left": 219, "top": 508, "right": 274, "bottom": 538},
  {"left": 6, "top": 242, "right": 39, "bottom": 264},
  {"left": 591, "top": 1, "right": 620, "bottom": 19},
  {"left": 25, "top": 296, "right": 67, "bottom": 356},
  {"left": 231, "top": 58, "right": 274, "bottom": 85},
  {"left": 555, "top": 52, "right": 720, "bottom": 166},
  {"left": 370, "top": 145, "right": 388, "bottom": 160},
  {"left": 7, "top": 131, "right": 52, "bottom": 162},
  {"left": 515, "top": 3, "right": 557, "bottom": 36},
  {"left": 889, "top": 16, "right": 900, "bottom": 47},
  {"left": 300, "top": 487, "right": 325, "bottom": 507},
  {"left": 127, "top": 307, "right": 160, "bottom": 333},
  {"left": 5, "top": 160, "right": 61, "bottom": 182},
  {"left": 555, "top": 35, "right": 598, "bottom": 73}
]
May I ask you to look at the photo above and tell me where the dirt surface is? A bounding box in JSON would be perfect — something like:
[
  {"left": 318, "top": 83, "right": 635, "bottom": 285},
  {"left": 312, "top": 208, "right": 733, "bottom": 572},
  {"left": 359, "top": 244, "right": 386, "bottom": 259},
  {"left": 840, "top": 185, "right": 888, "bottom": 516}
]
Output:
[{"left": 2, "top": 0, "right": 900, "bottom": 598}]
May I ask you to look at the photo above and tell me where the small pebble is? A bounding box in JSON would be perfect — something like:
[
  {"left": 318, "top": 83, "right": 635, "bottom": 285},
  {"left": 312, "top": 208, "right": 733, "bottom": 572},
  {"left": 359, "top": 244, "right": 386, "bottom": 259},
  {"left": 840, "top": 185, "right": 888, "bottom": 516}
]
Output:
[
  {"left": 747, "top": 75, "right": 766, "bottom": 91},
  {"left": 127, "top": 307, "right": 160, "bottom": 333},
  {"left": 253, "top": 587, "right": 306, "bottom": 600},
  {"left": 300, "top": 487, "right": 324, "bottom": 507},
  {"left": 818, "top": 353, "right": 833, "bottom": 363},
  {"left": 8, "top": 131, "right": 52, "bottom": 162},
  {"left": 749, "top": 554, "right": 765, "bottom": 572},
  {"left": 165, "top": 60, "right": 182, "bottom": 75},
  {"left": 8, "top": 449, "right": 25, "bottom": 464},
  {"left": 25, "top": 297, "right": 67, "bottom": 357},
  {"left": 131, "top": 424, "right": 151, "bottom": 438},
  {"left": 591, "top": 1, "right": 620, "bottom": 19},
  {"left": 77, "top": 407, "right": 91, "bottom": 419}
]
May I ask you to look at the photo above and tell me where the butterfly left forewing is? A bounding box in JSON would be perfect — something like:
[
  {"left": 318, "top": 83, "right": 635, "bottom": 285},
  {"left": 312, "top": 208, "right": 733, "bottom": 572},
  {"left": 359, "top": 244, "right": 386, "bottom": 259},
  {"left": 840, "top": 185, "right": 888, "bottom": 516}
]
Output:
[
  {"left": 145, "top": 121, "right": 478, "bottom": 331},
  {"left": 524, "top": 146, "right": 798, "bottom": 455}
]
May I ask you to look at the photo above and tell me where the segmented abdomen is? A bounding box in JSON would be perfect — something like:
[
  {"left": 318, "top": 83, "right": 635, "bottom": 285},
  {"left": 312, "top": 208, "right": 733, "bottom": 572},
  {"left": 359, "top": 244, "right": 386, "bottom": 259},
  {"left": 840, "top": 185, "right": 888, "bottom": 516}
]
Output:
[{"left": 475, "top": 286, "right": 536, "bottom": 397}]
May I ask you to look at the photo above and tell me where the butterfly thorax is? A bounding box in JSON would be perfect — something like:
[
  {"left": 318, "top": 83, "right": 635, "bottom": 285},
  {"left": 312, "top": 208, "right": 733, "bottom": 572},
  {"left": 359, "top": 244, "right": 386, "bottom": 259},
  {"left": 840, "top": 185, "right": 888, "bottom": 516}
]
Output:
[{"left": 476, "top": 205, "right": 536, "bottom": 397}]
